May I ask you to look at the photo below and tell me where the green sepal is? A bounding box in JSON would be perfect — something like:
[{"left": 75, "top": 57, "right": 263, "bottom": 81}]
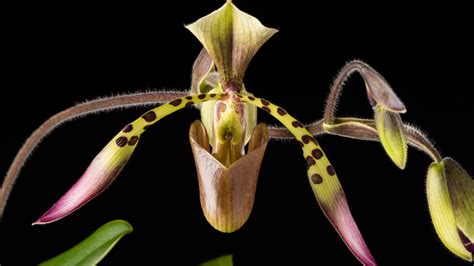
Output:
[
  {"left": 374, "top": 105, "right": 407, "bottom": 169},
  {"left": 186, "top": 1, "right": 277, "bottom": 86}
]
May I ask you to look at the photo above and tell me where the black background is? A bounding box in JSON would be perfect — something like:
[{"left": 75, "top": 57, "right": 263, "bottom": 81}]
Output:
[{"left": 1, "top": 1, "right": 472, "bottom": 265}]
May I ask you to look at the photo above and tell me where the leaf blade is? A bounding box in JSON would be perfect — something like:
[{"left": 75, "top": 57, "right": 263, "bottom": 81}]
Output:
[
  {"left": 40, "top": 220, "right": 133, "bottom": 266},
  {"left": 200, "top": 255, "right": 233, "bottom": 266}
]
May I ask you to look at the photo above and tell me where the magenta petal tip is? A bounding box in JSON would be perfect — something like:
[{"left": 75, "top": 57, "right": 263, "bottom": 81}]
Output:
[
  {"left": 328, "top": 198, "right": 377, "bottom": 265},
  {"left": 34, "top": 139, "right": 134, "bottom": 224}
]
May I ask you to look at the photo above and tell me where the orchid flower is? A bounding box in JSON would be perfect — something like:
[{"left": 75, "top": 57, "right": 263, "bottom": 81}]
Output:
[{"left": 1, "top": 1, "right": 472, "bottom": 265}]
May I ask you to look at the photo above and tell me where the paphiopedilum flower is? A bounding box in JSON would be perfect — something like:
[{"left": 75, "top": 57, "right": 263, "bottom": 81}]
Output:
[{"left": 0, "top": 1, "right": 471, "bottom": 265}]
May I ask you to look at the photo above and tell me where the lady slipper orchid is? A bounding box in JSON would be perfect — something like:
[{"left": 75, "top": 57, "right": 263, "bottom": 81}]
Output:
[{"left": 1, "top": 0, "right": 472, "bottom": 265}]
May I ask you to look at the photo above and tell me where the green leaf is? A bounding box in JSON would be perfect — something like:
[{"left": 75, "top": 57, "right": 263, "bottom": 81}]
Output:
[
  {"left": 40, "top": 220, "right": 133, "bottom": 266},
  {"left": 374, "top": 105, "right": 407, "bottom": 169},
  {"left": 200, "top": 255, "right": 233, "bottom": 266}
]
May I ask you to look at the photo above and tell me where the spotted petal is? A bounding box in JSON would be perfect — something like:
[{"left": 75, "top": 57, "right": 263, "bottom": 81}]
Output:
[
  {"left": 34, "top": 93, "right": 227, "bottom": 224},
  {"left": 237, "top": 94, "right": 376, "bottom": 265}
]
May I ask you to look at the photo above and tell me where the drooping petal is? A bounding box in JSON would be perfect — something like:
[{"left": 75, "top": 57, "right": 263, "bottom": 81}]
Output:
[
  {"left": 190, "top": 121, "right": 268, "bottom": 233},
  {"left": 34, "top": 134, "right": 138, "bottom": 224},
  {"left": 426, "top": 161, "right": 472, "bottom": 261},
  {"left": 0, "top": 90, "right": 188, "bottom": 219},
  {"left": 238, "top": 94, "right": 376, "bottom": 265},
  {"left": 374, "top": 105, "right": 408, "bottom": 169},
  {"left": 35, "top": 93, "right": 228, "bottom": 224},
  {"left": 185, "top": 1, "right": 277, "bottom": 89}
]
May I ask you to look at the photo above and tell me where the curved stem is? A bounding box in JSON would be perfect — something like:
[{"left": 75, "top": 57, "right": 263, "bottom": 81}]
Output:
[
  {"left": 403, "top": 124, "right": 442, "bottom": 162},
  {"left": 0, "top": 90, "right": 188, "bottom": 218},
  {"left": 268, "top": 118, "right": 442, "bottom": 162},
  {"left": 323, "top": 60, "right": 366, "bottom": 123}
]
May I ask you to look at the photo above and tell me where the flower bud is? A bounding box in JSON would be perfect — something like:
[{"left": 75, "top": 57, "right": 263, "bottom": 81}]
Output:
[
  {"left": 374, "top": 105, "right": 407, "bottom": 169},
  {"left": 426, "top": 158, "right": 473, "bottom": 261}
]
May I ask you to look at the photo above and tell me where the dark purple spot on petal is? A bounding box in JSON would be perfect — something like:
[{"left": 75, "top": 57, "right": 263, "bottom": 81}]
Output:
[
  {"left": 186, "top": 96, "right": 193, "bottom": 100},
  {"left": 142, "top": 111, "right": 157, "bottom": 122},
  {"left": 122, "top": 124, "right": 133, "bottom": 133},
  {"left": 186, "top": 101, "right": 194, "bottom": 107},
  {"left": 169, "top": 98, "right": 182, "bottom": 106},
  {"left": 210, "top": 93, "right": 216, "bottom": 98},
  {"left": 306, "top": 156, "right": 316, "bottom": 169},
  {"left": 458, "top": 228, "right": 474, "bottom": 252},
  {"left": 312, "top": 149, "right": 323, "bottom": 159},
  {"left": 311, "top": 174, "right": 323, "bottom": 184},
  {"left": 116, "top": 136, "right": 128, "bottom": 147},
  {"left": 277, "top": 108, "right": 287, "bottom": 116},
  {"left": 292, "top": 121, "right": 303, "bottom": 128},
  {"left": 297, "top": 141, "right": 304, "bottom": 148},
  {"left": 262, "top": 106, "right": 271, "bottom": 113},
  {"left": 248, "top": 96, "right": 255, "bottom": 101},
  {"left": 302, "top": 135, "right": 314, "bottom": 144},
  {"left": 128, "top": 136, "right": 139, "bottom": 146},
  {"left": 198, "top": 94, "right": 206, "bottom": 99},
  {"left": 237, "top": 94, "right": 243, "bottom": 98},
  {"left": 327, "top": 165, "right": 336, "bottom": 176},
  {"left": 261, "top": 99, "right": 270, "bottom": 106}
]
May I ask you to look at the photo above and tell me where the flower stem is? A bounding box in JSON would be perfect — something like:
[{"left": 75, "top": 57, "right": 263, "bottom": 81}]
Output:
[
  {"left": 268, "top": 118, "right": 442, "bottom": 162},
  {"left": 323, "top": 60, "right": 368, "bottom": 123}
]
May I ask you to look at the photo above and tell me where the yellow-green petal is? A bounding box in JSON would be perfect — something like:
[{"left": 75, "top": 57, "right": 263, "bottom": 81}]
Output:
[
  {"left": 35, "top": 93, "right": 228, "bottom": 224},
  {"left": 374, "top": 105, "right": 407, "bottom": 169},
  {"left": 237, "top": 94, "right": 376, "bottom": 265},
  {"left": 426, "top": 161, "right": 471, "bottom": 261},
  {"left": 185, "top": 1, "right": 277, "bottom": 88}
]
